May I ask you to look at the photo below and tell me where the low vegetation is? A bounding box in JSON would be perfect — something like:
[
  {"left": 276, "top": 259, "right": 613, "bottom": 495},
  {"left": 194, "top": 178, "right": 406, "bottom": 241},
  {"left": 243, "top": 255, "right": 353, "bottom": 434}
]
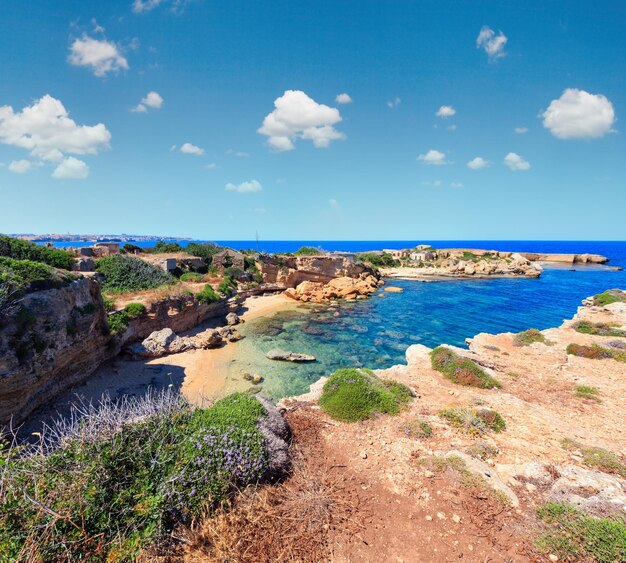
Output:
[
  {"left": 575, "top": 385, "right": 602, "bottom": 402},
  {"left": 536, "top": 502, "right": 626, "bottom": 563},
  {"left": 180, "top": 272, "right": 205, "bottom": 282},
  {"left": 196, "top": 284, "right": 221, "bottom": 304},
  {"left": 513, "top": 328, "right": 548, "bottom": 346},
  {"left": 0, "top": 257, "right": 76, "bottom": 310},
  {"left": 218, "top": 275, "right": 238, "bottom": 296},
  {"left": 96, "top": 254, "right": 174, "bottom": 293},
  {"left": 0, "top": 391, "right": 270, "bottom": 561},
  {"left": 438, "top": 407, "right": 506, "bottom": 435},
  {"left": 0, "top": 235, "right": 74, "bottom": 270},
  {"left": 148, "top": 240, "right": 184, "bottom": 254},
  {"left": 357, "top": 252, "right": 398, "bottom": 267},
  {"left": 573, "top": 321, "right": 626, "bottom": 338},
  {"left": 124, "top": 302, "right": 147, "bottom": 318},
  {"left": 561, "top": 439, "right": 626, "bottom": 478},
  {"left": 400, "top": 418, "right": 433, "bottom": 439},
  {"left": 593, "top": 289, "right": 626, "bottom": 307},
  {"left": 186, "top": 242, "right": 221, "bottom": 267},
  {"left": 319, "top": 368, "right": 411, "bottom": 422},
  {"left": 293, "top": 246, "right": 323, "bottom": 256},
  {"left": 566, "top": 343, "right": 626, "bottom": 362},
  {"left": 430, "top": 346, "right": 501, "bottom": 389}
]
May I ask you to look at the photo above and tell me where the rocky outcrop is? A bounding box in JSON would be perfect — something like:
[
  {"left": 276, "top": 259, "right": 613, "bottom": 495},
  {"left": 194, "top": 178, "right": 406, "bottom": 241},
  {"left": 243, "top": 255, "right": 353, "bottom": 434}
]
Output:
[
  {"left": 258, "top": 254, "right": 379, "bottom": 288},
  {"left": 518, "top": 252, "right": 609, "bottom": 264},
  {"left": 0, "top": 278, "right": 112, "bottom": 427},
  {"left": 283, "top": 273, "right": 381, "bottom": 303},
  {"left": 266, "top": 349, "right": 316, "bottom": 362}
]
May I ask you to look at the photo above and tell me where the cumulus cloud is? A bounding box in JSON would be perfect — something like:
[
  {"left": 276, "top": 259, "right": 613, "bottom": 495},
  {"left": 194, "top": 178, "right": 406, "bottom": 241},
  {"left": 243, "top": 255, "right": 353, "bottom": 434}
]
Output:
[
  {"left": 0, "top": 95, "right": 111, "bottom": 162},
  {"left": 68, "top": 35, "right": 128, "bottom": 77},
  {"left": 467, "top": 156, "right": 489, "bottom": 170},
  {"left": 417, "top": 149, "right": 447, "bottom": 166},
  {"left": 514, "top": 127, "right": 528, "bottom": 134},
  {"left": 132, "top": 91, "right": 164, "bottom": 113},
  {"left": 132, "top": 0, "right": 187, "bottom": 13},
  {"left": 387, "top": 97, "right": 401, "bottom": 109},
  {"left": 8, "top": 160, "right": 32, "bottom": 174},
  {"left": 476, "top": 26, "right": 507, "bottom": 60},
  {"left": 225, "top": 179, "right": 262, "bottom": 193},
  {"left": 52, "top": 157, "right": 89, "bottom": 179},
  {"left": 258, "top": 90, "right": 345, "bottom": 151},
  {"left": 335, "top": 93, "right": 352, "bottom": 104},
  {"left": 436, "top": 105, "right": 456, "bottom": 118},
  {"left": 179, "top": 142, "right": 204, "bottom": 155},
  {"left": 504, "top": 152, "right": 530, "bottom": 171},
  {"left": 542, "top": 88, "right": 616, "bottom": 139}
]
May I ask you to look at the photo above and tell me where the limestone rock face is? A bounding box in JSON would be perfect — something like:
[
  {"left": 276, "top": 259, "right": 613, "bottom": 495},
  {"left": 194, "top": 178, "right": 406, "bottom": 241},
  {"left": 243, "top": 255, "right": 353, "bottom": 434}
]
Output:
[
  {"left": 284, "top": 274, "right": 381, "bottom": 303},
  {"left": 130, "top": 328, "right": 190, "bottom": 358},
  {"left": 0, "top": 278, "right": 112, "bottom": 426}
]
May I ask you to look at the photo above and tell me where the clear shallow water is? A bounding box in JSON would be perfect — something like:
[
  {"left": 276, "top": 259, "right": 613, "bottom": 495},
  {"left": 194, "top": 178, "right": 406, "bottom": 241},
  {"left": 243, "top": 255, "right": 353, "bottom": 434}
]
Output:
[{"left": 228, "top": 252, "right": 626, "bottom": 400}]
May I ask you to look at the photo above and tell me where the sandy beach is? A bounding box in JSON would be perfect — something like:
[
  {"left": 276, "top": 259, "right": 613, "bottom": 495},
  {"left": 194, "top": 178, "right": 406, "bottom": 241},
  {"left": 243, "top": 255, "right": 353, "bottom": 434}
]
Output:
[{"left": 23, "top": 293, "right": 296, "bottom": 431}]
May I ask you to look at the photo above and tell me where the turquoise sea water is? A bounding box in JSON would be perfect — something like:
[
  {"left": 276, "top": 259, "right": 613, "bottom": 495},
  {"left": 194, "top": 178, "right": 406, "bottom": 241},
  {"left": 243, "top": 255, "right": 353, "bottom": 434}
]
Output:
[{"left": 229, "top": 256, "right": 626, "bottom": 400}]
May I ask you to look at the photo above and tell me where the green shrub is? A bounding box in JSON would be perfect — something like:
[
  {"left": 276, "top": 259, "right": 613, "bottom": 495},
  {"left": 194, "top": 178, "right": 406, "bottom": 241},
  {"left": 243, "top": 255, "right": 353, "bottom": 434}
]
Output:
[
  {"left": 573, "top": 321, "right": 626, "bottom": 338},
  {"left": 513, "top": 328, "right": 547, "bottom": 346},
  {"left": 357, "top": 252, "right": 398, "bottom": 267},
  {"left": 218, "top": 276, "right": 237, "bottom": 296},
  {"left": 96, "top": 255, "right": 174, "bottom": 293},
  {"left": 124, "top": 302, "right": 147, "bottom": 318},
  {"left": 0, "top": 235, "right": 74, "bottom": 270},
  {"left": 180, "top": 272, "right": 204, "bottom": 282},
  {"left": 536, "top": 502, "right": 626, "bottom": 563},
  {"left": 561, "top": 439, "right": 626, "bottom": 478},
  {"left": 0, "top": 391, "right": 269, "bottom": 561},
  {"left": 102, "top": 294, "right": 115, "bottom": 312},
  {"left": 567, "top": 343, "right": 626, "bottom": 362},
  {"left": 186, "top": 242, "right": 221, "bottom": 267},
  {"left": 430, "top": 346, "right": 501, "bottom": 389},
  {"left": 293, "top": 246, "right": 322, "bottom": 256},
  {"left": 149, "top": 240, "right": 183, "bottom": 253},
  {"left": 319, "top": 368, "right": 411, "bottom": 422},
  {"left": 575, "top": 385, "right": 601, "bottom": 401},
  {"left": 438, "top": 407, "right": 506, "bottom": 435},
  {"left": 122, "top": 242, "right": 143, "bottom": 254},
  {"left": 107, "top": 311, "right": 129, "bottom": 335},
  {"left": 196, "top": 284, "right": 220, "bottom": 304},
  {"left": 593, "top": 290, "right": 626, "bottom": 307}
]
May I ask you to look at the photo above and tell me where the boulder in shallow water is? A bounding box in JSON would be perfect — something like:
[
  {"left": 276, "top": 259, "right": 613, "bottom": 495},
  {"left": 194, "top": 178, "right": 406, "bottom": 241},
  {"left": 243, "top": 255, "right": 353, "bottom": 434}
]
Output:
[
  {"left": 266, "top": 349, "right": 316, "bottom": 362},
  {"left": 384, "top": 286, "right": 404, "bottom": 293}
]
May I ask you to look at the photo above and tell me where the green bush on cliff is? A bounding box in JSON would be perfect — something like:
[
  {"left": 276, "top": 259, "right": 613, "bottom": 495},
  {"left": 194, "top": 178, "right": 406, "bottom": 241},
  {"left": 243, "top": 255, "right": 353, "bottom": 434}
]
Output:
[
  {"left": 430, "top": 346, "right": 501, "bottom": 389},
  {"left": 96, "top": 255, "right": 174, "bottom": 293},
  {"left": 218, "top": 275, "right": 238, "bottom": 296},
  {"left": 196, "top": 284, "right": 220, "bottom": 304},
  {"left": 294, "top": 246, "right": 323, "bottom": 256},
  {"left": 513, "top": 328, "right": 548, "bottom": 346},
  {"left": 319, "top": 368, "right": 412, "bottom": 422},
  {"left": 593, "top": 290, "right": 626, "bottom": 306},
  {"left": 573, "top": 321, "right": 626, "bottom": 338},
  {"left": 566, "top": 343, "right": 626, "bottom": 362},
  {"left": 438, "top": 407, "right": 506, "bottom": 435},
  {"left": 0, "top": 235, "right": 74, "bottom": 270},
  {"left": 357, "top": 252, "right": 398, "bottom": 267},
  {"left": 180, "top": 272, "right": 204, "bottom": 282},
  {"left": 186, "top": 242, "right": 221, "bottom": 267},
  {"left": 0, "top": 391, "right": 269, "bottom": 561},
  {"left": 124, "top": 302, "right": 147, "bottom": 318}
]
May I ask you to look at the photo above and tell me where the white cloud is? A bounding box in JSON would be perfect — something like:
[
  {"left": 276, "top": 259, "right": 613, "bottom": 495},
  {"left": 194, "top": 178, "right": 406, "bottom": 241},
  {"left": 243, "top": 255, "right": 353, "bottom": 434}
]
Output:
[
  {"left": 542, "top": 88, "right": 616, "bottom": 139},
  {"left": 514, "top": 127, "right": 528, "bottom": 134},
  {"left": 68, "top": 35, "right": 128, "bottom": 77},
  {"left": 258, "top": 90, "right": 345, "bottom": 151},
  {"left": 421, "top": 180, "right": 442, "bottom": 188},
  {"left": 132, "top": 0, "right": 187, "bottom": 13},
  {"left": 132, "top": 91, "right": 163, "bottom": 112},
  {"left": 52, "top": 157, "right": 89, "bottom": 179},
  {"left": 476, "top": 26, "right": 507, "bottom": 60},
  {"left": 450, "top": 182, "right": 464, "bottom": 188},
  {"left": 436, "top": 105, "right": 456, "bottom": 118},
  {"left": 179, "top": 142, "right": 204, "bottom": 155},
  {"left": 8, "top": 160, "right": 32, "bottom": 174},
  {"left": 205, "top": 162, "right": 217, "bottom": 169},
  {"left": 417, "top": 149, "right": 447, "bottom": 166},
  {"left": 387, "top": 97, "right": 401, "bottom": 109},
  {"left": 504, "top": 152, "right": 530, "bottom": 171},
  {"left": 335, "top": 93, "right": 352, "bottom": 104},
  {"left": 0, "top": 95, "right": 111, "bottom": 162},
  {"left": 227, "top": 149, "right": 250, "bottom": 157},
  {"left": 225, "top": 179, "right": 262, "bottom": 193},
  {"left": 467, "top": 156, "right": 489, "bottom": 170}
]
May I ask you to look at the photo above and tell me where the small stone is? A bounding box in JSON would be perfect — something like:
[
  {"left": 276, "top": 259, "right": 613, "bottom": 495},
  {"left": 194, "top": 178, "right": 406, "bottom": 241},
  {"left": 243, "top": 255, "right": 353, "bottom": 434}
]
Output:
[
  {"left": 436, "top": 512, "right": 446, "bottom": 520},
  {"left": 425, "top": 515, "right": 433, "bottom": 521},
  {"left": 525, "top": 483, "right": 537, "bottom": 493},
  {"left": 548, "top": 555, "right": 558, "bottom": 562},
  {"left": 452, "top": 514, "right": 461, "bottom": 523},
  {"left": 360, "top": 451, "right": 368, "bottom": 459},
  {"left": 424, "top": 470, "right": 435, "bottom": 478}
]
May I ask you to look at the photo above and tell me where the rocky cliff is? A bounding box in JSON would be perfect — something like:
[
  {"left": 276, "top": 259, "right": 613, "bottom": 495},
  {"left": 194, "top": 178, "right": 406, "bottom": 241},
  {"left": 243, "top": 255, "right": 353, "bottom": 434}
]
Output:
[{"left": 0, "top": 278, "right": 111, "bottom": 427}]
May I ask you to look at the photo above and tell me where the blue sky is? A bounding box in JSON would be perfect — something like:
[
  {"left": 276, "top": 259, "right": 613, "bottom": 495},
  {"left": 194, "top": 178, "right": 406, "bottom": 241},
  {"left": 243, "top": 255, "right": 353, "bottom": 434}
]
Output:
[{"left": 1, "top": 0, "right": 624, "bottom": 240}]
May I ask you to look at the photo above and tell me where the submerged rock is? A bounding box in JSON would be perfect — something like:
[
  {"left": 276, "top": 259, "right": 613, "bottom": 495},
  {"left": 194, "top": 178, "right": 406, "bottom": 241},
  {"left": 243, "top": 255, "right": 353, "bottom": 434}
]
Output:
[
  {"left": 384, "top": 286, "right": 404, "bottom": 293},
  {"left": 266, "top": 349, "right": 316, "bottom": 362}
]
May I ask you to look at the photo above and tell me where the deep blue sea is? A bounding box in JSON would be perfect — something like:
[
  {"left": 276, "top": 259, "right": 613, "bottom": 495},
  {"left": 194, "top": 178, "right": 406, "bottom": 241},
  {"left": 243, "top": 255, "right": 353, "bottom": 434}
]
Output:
[{"left": 45, "top": 239, "right": 626, "bottom": 398}]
